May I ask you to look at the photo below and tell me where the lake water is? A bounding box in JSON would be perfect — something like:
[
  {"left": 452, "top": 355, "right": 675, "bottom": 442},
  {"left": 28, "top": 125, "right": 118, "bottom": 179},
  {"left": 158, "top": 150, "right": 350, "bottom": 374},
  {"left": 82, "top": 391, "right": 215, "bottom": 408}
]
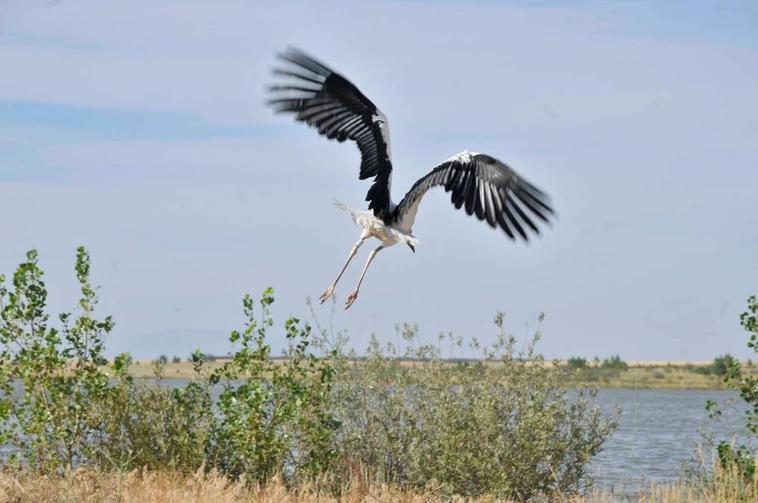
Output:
[
  {"left": 589, "top": 388, "right": 754, "bottom": 494},
  {"left": 2, "top": 383, "right": 753, "bottom": 495}
]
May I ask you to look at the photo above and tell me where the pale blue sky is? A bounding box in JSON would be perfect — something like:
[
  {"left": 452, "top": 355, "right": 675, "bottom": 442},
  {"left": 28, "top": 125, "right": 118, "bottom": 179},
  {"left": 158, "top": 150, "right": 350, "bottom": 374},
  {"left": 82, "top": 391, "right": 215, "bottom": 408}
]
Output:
[{"left": 1, "top": 0, "right": 756, "bottom": 359}]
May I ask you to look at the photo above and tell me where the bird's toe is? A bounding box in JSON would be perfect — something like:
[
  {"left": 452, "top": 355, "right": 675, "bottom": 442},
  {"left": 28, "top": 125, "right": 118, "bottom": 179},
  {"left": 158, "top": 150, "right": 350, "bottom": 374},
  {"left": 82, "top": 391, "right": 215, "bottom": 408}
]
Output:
[
  {"left": 319, "top": 286, "right": 334, "bottom": 304},
  {"left": 344, "top": 291, "right": 358, "bottom": 310}
]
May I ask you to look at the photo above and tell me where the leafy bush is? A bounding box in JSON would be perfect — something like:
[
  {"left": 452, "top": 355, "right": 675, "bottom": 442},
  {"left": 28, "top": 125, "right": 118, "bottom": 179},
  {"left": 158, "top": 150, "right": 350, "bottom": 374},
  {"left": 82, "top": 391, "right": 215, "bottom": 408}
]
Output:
[
  {"left": 0, "top": 249, "right": 338, "bottom": 485},
  {"left": 91, "top": 368, "right": 214, "bottom": 473},
  {"left": 693, "top": 354, "right": 740, "bottom": 377},
  {"left": 0, "top": 248, "right": 114, "bottom": 473},
  {"left": 331, "top": 317, "right": 617, "bottom": 500},
  {"left": 737, "top": 296, "right": 758, "bottom": 434},
  {"left": 567, "top": 356, "right": 588, "bottom": 369},
  {"left": 701, "top": 295, "right": 757, "bottom": 491},
  {"left": 706, "top": 354, "right": 739, "bottom": 377},
  {"left": 202, "top": 290, "right": 339, "bottom": 484},
  {"left": 601, "top": 355, "right": 627, "bottom": 370},
  {"left": 714, "top": 354, "right": 740, "bottom": 377},
  {"left": 97, "top": 294, "right": 340, "bottom": 485}
]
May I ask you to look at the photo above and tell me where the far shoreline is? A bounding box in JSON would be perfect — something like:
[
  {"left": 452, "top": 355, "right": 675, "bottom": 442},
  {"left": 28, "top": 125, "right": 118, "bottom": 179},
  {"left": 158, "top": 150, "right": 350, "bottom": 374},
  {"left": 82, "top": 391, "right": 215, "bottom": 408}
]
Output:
[{"left": 123, "top": 358, "right": 754, "bottom": 390}]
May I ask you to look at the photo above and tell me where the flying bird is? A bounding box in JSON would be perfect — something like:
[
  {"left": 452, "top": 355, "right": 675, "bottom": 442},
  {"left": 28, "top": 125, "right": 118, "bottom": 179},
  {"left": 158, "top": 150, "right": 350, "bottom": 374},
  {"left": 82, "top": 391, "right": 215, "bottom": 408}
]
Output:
[{"left": 267, "top": 48, "right": 554, "bottom": 309}]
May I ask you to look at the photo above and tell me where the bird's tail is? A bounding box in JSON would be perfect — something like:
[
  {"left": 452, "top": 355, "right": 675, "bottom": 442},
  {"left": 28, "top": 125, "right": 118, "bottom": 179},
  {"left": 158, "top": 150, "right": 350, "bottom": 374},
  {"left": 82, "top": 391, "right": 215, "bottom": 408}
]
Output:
[
  {"left": 332, "top": 199, "right": 362, "bottom": 224},
  {"left": 332, "top": 199, "right": 350, "bottom": 212}
]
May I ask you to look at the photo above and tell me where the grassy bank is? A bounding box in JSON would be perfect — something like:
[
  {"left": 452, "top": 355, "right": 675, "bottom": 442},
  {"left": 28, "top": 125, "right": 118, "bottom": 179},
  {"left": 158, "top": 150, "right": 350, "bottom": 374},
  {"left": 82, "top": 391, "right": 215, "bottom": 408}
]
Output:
[
  {"left": 125, "top": 359, "right": 755, "bottom": 390},
  {"left": 2, "top": 465, "right": 756, "bottom": 503},
  {"left": 566, "top": 363, "right": 755, "bottom": 390}
]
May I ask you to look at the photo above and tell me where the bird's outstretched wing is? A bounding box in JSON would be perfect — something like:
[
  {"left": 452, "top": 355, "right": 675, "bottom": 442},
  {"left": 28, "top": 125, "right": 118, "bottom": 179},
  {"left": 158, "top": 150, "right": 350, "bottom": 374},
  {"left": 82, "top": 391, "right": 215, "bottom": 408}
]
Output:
[
  {"left": 267, "top": 48, "right": 393, "bottom": 220},
  {"left": 393, "top": 151, "right": 554, "bottom": 241}
]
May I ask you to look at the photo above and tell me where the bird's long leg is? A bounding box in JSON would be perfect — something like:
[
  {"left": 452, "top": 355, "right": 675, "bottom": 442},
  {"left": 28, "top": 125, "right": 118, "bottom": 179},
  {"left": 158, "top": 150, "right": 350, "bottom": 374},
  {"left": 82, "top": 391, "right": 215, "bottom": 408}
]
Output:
[
  {"left": 320, "top": 234, "right": 369, "bottom": 304},
  {"left": 345, "top": 245, "right": 383, "bottom": 310}
]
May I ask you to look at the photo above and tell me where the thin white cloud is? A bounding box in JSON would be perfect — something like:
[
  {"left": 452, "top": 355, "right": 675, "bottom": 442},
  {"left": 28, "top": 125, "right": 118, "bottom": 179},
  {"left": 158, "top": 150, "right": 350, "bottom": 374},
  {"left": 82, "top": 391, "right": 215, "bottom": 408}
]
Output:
[
  {"left": 2, "top": 0, "right": 755, "bottom": 130},
  {"left": 1, "top": 0, "right": 757, "bottom": 359}
]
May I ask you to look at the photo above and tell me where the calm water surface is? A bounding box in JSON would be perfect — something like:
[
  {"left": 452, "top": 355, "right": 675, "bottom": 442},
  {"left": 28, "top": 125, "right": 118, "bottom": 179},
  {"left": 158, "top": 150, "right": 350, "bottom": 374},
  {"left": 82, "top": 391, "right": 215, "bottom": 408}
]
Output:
[{"left": 589, "top": 388, "right": 754, "bottom": 494}]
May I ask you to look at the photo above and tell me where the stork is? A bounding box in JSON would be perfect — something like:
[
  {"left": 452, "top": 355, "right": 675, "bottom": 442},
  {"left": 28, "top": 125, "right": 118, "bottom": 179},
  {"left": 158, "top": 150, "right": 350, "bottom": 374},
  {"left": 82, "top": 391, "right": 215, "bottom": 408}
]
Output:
[{"left": 268, "top": 48, "right": 554, "bottom": 309}]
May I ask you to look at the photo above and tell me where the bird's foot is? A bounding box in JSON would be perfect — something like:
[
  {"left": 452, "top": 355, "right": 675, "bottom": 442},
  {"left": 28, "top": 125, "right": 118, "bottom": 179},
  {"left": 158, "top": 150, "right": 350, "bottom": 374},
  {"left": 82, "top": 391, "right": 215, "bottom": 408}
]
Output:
[
  {"left": 344, "top": 290, "right": 359, "bottom": 310},
  {"left": 319, "top": 285, "right": 335, "bottom": 304}
]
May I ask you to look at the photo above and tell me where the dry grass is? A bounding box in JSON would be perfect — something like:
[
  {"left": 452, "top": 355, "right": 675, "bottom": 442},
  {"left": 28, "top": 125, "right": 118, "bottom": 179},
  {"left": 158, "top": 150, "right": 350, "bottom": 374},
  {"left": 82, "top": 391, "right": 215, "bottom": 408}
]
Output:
[
  {"left": 1, "top": 465, "right": 756, "bottom": 503},
  {"left": 640, "top": 480, "right": 758, "bottom": 502},
  {"left": 0, "top": 468, "right": 494, "bottom": 503}
]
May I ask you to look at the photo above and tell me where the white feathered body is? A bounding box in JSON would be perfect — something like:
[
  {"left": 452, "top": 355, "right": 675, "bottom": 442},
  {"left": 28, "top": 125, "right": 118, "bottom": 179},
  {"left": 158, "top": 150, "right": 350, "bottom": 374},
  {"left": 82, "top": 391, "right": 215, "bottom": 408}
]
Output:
[{"left": 334, "top": 201, "right": 418, "bottom": 249}]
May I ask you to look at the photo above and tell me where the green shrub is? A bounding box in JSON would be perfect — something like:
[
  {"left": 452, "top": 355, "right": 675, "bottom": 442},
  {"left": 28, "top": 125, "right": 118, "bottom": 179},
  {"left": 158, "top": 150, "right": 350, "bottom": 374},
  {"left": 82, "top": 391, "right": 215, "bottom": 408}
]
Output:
[
  {"left": 712, "top": 354, "right": 739, "bottom": 377},
  {"left": 332, "top": 317, "right": 617, "bottom": 500},
  {"left": 701, "top": 295, "right": 757, "bottom": 491},
  {"left": 91, "top": 370, "right": 214, "bottom": 473},
  {"left": 0, "top": 248, "right": 114, "bottom": 474},
  {"left": 567, "top": 356, "right": 588, "bottom": 369},
  {"left": 601, "top": 355, "right": 627, "bottom": 370},
  {"left": 738, "top": 295, "right": 758, "bottom": 434},
  {"left": 202, "top": 289, "right": 340, "bottom": 485},
  {"left": 695, "top": 354, "right": 740, "bottom": 377},
  {"left": 0, "top": 249, "right": 339, "bottom": 486}
]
